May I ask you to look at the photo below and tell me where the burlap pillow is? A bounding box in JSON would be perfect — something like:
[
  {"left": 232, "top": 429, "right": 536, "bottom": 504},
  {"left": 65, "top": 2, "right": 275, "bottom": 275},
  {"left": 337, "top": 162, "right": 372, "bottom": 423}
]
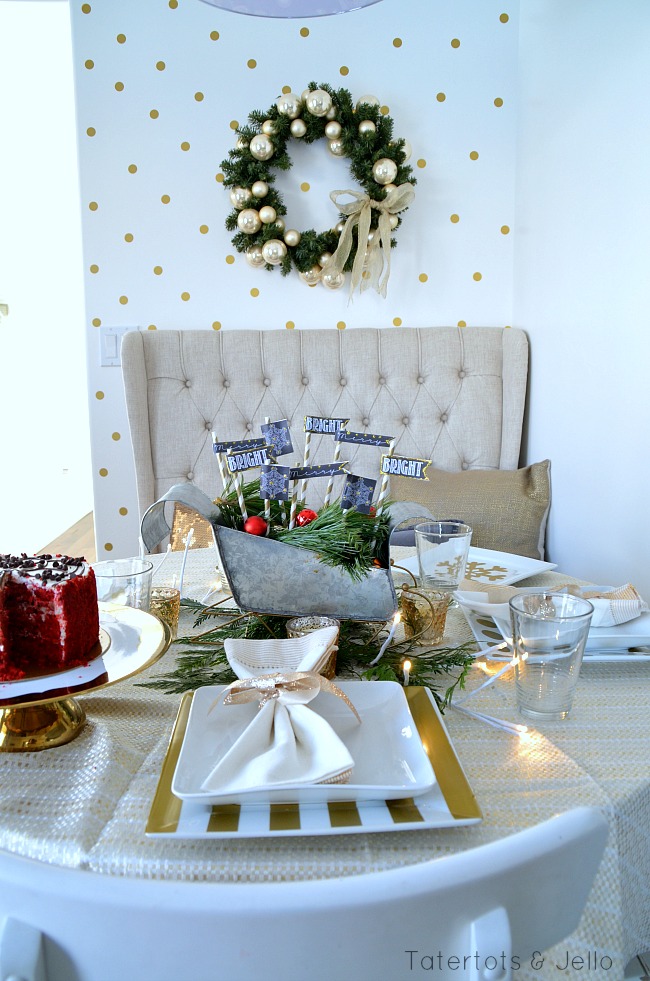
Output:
[{"left": 391, "top": 460, "right": 551, "bottom": 560}]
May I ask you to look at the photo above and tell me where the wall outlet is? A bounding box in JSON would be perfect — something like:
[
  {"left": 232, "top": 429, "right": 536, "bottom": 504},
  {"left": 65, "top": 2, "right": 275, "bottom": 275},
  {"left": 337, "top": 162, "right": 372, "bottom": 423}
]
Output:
[{"left": 99, "top": 326, "right": 135, "bottom": 366}]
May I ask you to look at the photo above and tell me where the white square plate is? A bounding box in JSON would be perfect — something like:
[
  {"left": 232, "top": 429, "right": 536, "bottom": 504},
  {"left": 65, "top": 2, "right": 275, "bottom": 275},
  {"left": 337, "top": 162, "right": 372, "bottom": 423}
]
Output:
[
  {"left": 398, "top": 547, "right": 556, "bottom": 587},
  {"left": 171, "top": 681, "right": 435, "bottom": 806}
]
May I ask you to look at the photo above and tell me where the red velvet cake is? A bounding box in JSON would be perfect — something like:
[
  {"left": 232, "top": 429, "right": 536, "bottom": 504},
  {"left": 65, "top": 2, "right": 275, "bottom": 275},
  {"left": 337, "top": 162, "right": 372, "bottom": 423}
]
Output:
[{"left": 0, "top": 554, "right": 100, "bottom": 681}]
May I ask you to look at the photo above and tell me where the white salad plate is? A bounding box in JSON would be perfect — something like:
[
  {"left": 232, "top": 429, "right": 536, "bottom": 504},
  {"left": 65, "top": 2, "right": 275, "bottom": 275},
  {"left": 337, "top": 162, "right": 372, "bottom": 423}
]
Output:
[
  {"left": 171, "top": 681, "right": 435, "bottom": 806},
  {"left": 398, "top": 547, "right": 556, "bottom": 587}
]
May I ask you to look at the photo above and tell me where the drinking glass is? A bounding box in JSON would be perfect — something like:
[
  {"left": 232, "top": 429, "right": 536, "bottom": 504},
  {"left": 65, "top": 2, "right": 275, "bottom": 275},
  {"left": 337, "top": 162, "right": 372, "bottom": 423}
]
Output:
[
  {"left": 509, "top": 592, "right": 594, "bottom": 721},
  {"left": 414, "top": 521, "right": 472, "bottom": 599},
  {"left": 92, "top": 558, "right": 154, "bottom": 612},
  {"left": 150, "top": 586, "right": 181, "bottom": 638}
]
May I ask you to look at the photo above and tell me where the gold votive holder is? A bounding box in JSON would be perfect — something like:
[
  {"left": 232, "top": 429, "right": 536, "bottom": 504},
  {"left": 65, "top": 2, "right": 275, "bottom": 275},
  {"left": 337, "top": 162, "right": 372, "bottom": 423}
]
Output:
[
  {"left": 150, "top": 586, "right": 181, "bottom": 639},
  {"left": 399, "top": 586, "right": 450, "bottom": 646},
  {"left": 286, "top": 616, "right": 340, "bottom": 679}
]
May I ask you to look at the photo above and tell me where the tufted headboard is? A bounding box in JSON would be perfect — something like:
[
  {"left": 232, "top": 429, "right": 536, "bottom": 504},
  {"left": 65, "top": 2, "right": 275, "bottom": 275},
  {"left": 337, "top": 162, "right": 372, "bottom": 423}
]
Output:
[{"left": 121, "top": 326, "right": 528, "bottom": 522}]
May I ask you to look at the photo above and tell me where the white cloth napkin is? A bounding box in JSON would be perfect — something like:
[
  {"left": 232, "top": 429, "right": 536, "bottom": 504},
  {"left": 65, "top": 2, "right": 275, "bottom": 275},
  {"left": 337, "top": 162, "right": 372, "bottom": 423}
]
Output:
[{"left": 200, "top": 628, "right": 359, "bottom": 794}]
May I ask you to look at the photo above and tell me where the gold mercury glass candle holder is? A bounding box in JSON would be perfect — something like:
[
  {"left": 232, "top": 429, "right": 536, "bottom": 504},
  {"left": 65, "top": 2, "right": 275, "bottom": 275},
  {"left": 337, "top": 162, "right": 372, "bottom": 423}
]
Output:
[
  {"left": 399, "top": 586, "right": 450, "bottom": 646},
  {"left": 150, "top": 587, "right": 181, "bottom": 639},
  {"left": 286, "top": 616, "right": 340, "bottom": 679}
]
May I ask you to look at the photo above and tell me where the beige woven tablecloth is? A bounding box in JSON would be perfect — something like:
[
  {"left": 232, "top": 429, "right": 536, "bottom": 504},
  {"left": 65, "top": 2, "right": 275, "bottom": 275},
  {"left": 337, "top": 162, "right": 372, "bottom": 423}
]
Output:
[{"left": 1, "top": 545, "right": 648, "bottom": 979}]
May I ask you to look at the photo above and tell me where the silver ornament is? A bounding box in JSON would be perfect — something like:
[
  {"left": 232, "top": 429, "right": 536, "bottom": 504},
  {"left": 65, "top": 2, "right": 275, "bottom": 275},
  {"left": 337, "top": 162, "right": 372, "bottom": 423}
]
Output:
[
  {"left": 335, "top": 221, "right": 345, "bottom": 235},
  {"left": 261, "top": 119, "right": 275, "bottom": 136},
  {"left": 321, "top": 269, "right": 345, "bottom": 290},
  {"left": 290, "top": 118, "right": 307, "bottom": 138},
  {"left": 261, "top": 239, "right": 287, "bottom": 265},
  {"left": 389, "top": 214, "right": 399, "bottom": 229},
  {"left": 325, "top": 120, "right": 342, "bottom": 139},
  {"left": 300, "top": 265, "right": 322, "bottom": 286},
  {"left": 383, "top": 183, "right": 397, "bottom": 195},
  {"left": 319, "top": 251, "right": 332, "bottom": 267},
  {"left": 356, "top": 94, "right": 380, "bottom": 108},
  {"left": 284, "top": 228, "right": 301, "bottom": 247},
  {"left": 275, "top": 93, "right": 301, "bottom": 119},
  {"left": 326, "top": 106, "right": 337, "bottom": 120},
  {"left": 251, "top": 180, "right": 268, "bottom": 199},
  {"left": 274, "top": 218, "right": 285, "bottom": 231},
  {"left": 235, "top": 136, "right": 248, "bottom": 151},
  {"left": 237, "top": 208, "right": 262, "bottom": 234},
  {"left": 246, "top": 245, "right": 265, "bottom": 268},
  {"left": 305, "top": 88, "right": 332, "bottom": 118},
  {"left": 259, "top": 205, "right": 277, "bottom": 225},
  {"left": 249, "top": 133, "right": 274, "bottom": 161},
  {"left": 358, "top": 120, "right": 376, "bottom": 136},
  {"left": 229, "top": 186, "right": 251, "bottom": 209},
  {"left": 372, "top": 157, "right": 398, "bottom": 185},
  {"left": 328, "top": 138, "right": 345, "bottom": 157}
]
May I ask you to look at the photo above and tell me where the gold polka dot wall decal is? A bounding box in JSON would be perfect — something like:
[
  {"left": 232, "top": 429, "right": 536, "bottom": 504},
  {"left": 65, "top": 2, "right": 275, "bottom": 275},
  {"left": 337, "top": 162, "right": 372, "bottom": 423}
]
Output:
[
  {"left": 99, "top": 468, "right": 108, "bottom": 477},
  {"left": 119, "top": 507, "right": 128, "bottom": 515},
  {"left": 181, "top": 291, "right": 190, "bottom": 301},
  {"left": 451, "top": 38, "right": 460, "bottom": 48},
  {"left": 458, "top": 320, "right": 467, "bottom": 327},
  {"left": 336, "top": 321, "right": 346, "bottom": 330},
  {"left": 340, "top": 66, "right": 349, "bottom": 76},
  {"left": 469, "top": 150, "right": 479, "bottom": 160},
  {"left": 180, "top": 141, "right": 190, "bottom": 151},
  {"left": 417, "top": 159, "right": 426, "bottom": 168},
  {"left": 156, "top": 61, "right": 166, "bottom": 71},
  {"left": 169, "top": 0, "right": 178, "bottom": 7},
  {"left": 229, "top": 120, "right": 239, "bottom": 130},
  {"left": 150, "top": 109, "right": 159, "bottom": 119},
  {"left": 212, "top": 321, "right": 222, "bottom": 330},
  {"left": 210, "top": 30, "right": 220, "bottom": 40},
  {"left": 450, "top": 213, "right": 460, "bottom": 223},
  {"left": 124, "top": 232, "right": 133, "bottom": 242},
  {"left": 127, "top": 164, "right": 137, "bottom": 174},
  {"left": 286, "top": 321, "right": 295, "bottom": 329},
  {"left": 494, "top": 98, "right": 504, "bottom": 108},
  {"left": 300, "top": 27, "right": 309, "bottom": 37},
  {"left": 82, "top": 3, "right": 91, "bottom": 12},
  {"left": 90, "top": 264, "right": 99, "bottom": 273},
  {"left": 95, "top": 391, "right": 104, "bottom": 400},
  {"left": 104, "top": 543, "right": 113, "bottom": 552},
  {"left": 153, "top": 265, "right": 163, "bottom": 275},
  {"left": 282, "top": 85, "right": 291, "bottom": 94},
  {"left": 115, "top": 82, "right": 124, "bottom": 92},
  {"left": 247, "top": 60, "right": 257, "bottom": 69},
  {"left": 250, "top": 288, "right": 260, "bottom": 297},
  {"left": 87, "top": 127, "right": 96, "bottom": 137},
  {"left": 92, "top": 317, "right": 101, "bottom": 326},
  {"left": 393, "top": 37, "right": 402, "bottom": 47},
  {"left": 436, "top": 93, "right": 446, "bottom": 102},
  {"left": 473, "top": 272, "right": 482, "bottom": 281},
  {"left": 147, "top": 324, "right": 157, "bottom": 330},
  {"left": 393, "top": 317, "right": 402, "bottom": 326},
  {"left": 199, "top": 224, "right": 209, "bottom": 234},
  {"left": 89, "top": 201, "right": 98, "bottom": 211},
  {"left": 225, "top": 255, "right": 235, "bottom": 264},
  {"left": 119, "top": 295, "right": 128, "bottom": 304},
  {"left": 300, "top": 182, "right": 310, "bottom": 192},
  {"left": 161, "top": 194, "right": 171, "bottom": 204},
  {"left": 111, "top": 432, "right": 121, "bottom": 441},
  {"left": 380, "top": 105, "right": 389, "bottom": 115},
  {"left": 500, "top": 12, "right": 509, "bottom": 22},
  {"left": 195, "top": 92, "right": 204, "bottom": 102},
  {"left": 501, "top": 225, "right": 510, "bottom": 234},
  {"left": 85, "top": 60, "right": 94, "bottom": 70},
  {"left": 215, "top": 173, "right": 224, "bottom": 183},
  {"left": 419, "top": 273, "right": 428, "bottom": 283},
  {"left": 116, "top": 33, "right": 126, "bottom": 44}
]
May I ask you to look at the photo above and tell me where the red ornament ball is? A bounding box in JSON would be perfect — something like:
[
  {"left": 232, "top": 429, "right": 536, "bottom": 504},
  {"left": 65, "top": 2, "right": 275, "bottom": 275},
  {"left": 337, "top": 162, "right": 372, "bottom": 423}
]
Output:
[
  {"left": 243, "top": 515, "right": 268, "bottom": 536},
  {"left": 296, "top": 508, "right": 318, "bottom": 527}
]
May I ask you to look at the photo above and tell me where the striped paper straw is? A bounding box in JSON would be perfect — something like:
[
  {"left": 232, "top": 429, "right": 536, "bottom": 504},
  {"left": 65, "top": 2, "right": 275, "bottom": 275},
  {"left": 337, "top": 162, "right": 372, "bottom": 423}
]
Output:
[
  {"left": 300, "top": 429, "right": 311, "bottom": 502},
  {"left": 375, "top": 438, "right": 396, "bottom": 517},
  {"left": 263, "top": 418, "right": 271, "bottom": 532},
  {"left": 288, "top": 478, "right": 300, "bottom": 529},
  {"left": 323, "top": 440, "right": 341, "bottom": 507}
]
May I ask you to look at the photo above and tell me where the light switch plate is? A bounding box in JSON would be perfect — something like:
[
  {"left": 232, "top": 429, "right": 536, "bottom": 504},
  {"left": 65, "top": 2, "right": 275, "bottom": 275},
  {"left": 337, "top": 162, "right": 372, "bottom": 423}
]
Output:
[{"left": 99, "top": 326, "right": 134, "bottom": 366}]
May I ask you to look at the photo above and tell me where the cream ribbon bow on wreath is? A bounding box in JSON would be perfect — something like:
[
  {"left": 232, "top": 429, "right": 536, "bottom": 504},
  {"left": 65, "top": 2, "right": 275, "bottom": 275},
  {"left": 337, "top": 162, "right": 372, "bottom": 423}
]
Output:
[{"left": 328, "top": 183, "right": 415, "bottom": 298}]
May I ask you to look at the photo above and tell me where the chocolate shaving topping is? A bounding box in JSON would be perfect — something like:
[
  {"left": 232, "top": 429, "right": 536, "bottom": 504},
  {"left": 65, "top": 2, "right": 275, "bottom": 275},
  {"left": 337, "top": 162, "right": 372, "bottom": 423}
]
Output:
[{"left": 0, "top": 553, "right": 87, "bottom": 584}]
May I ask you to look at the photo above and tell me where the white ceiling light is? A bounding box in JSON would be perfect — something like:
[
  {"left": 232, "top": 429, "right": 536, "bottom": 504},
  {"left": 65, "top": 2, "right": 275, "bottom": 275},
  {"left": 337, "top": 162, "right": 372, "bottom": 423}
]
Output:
[{"left": 198, "top": 0, "right": 383, "bottom": 17}]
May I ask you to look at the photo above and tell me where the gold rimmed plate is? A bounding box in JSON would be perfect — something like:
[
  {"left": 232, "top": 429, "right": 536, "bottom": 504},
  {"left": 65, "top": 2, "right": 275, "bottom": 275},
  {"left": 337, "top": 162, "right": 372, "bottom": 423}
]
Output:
[{"left": 146, "top": 686, "right": 481, "bottom": 839}]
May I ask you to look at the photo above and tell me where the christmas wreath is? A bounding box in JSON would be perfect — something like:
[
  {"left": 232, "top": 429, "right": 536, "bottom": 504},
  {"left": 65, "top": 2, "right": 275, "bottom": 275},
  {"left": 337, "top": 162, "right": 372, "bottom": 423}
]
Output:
[{"left": 221, "top": 82, "right": 416, "bottom": 296}]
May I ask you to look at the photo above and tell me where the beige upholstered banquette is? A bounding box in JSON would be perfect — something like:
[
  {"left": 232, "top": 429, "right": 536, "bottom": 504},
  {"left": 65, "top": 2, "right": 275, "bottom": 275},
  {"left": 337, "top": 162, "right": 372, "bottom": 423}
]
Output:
[{"left": 121, "top": 326, "right": 528, "bottom": 523}]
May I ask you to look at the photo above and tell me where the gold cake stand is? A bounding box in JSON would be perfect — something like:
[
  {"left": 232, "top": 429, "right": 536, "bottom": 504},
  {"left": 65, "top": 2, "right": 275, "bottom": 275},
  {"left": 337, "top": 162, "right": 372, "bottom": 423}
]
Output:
[{"left": 0, "top": 604, "right": 172, "bottom": 752}]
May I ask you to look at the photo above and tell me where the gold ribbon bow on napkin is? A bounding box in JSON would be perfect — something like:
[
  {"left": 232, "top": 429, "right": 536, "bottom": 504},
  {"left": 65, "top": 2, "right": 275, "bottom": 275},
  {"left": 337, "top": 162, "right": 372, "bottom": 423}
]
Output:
[
  {"left": 215, "top": 671, "right": 361, "bottom": 723},
  {"left": 327, "top": 183, "right": 415, "bottom": 298}
]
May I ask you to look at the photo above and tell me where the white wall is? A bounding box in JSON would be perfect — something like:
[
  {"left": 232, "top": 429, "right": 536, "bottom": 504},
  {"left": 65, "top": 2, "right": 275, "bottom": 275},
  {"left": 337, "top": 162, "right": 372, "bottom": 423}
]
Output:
[{"left": 515, "top": 0, "right": 650, "bottom": 596}]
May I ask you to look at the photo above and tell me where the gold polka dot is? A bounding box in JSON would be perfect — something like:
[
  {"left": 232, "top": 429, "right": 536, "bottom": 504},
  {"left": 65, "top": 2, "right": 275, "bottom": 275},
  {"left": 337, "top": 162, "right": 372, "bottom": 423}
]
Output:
[
  {"left": 494, "top": 97, "right": 504, "bottom": 107},
  {"left": 89, "top": 201, "right": 98, "bottom": 211},
  {"left": 340, "top": 66, "right": 349, "bottom": 76},
  {"left": 124, "top": 233, "right": 134, "bottom": 242},
  {"left": 181, "top": 291, "right": 190, "bottom": 301},
  {"left": 416, "top": 159, "right": 427, "bottom": 169},
  {"left": 469, "top": 150, "right": 479, "bottom": 160},
  {"left": 147, "top": 324, "right": 157, "bottom": 330},
  {"left": 419, "top": 274, "right": 428, "bottom": 283},
  {"left": 247, "top": 59, "right": 257, "bottom": 69},
  {"left": 127, "top": 163, "right": 137, "bottom": 174},
  {"left": 180, "top": 141, "right": 190, "bottom": 151},
  {"left": 473, "top": 272, "right": 482, "bottom": 281},
  {"left": 393, "top": 317, "right": 402, "bottom": 326},
  {"left": 81, "top": 4, "right": 91, "bottom": 12},
  {"left": 153, "top": 265, "right": 163, "bottom": 275},
  {"left": 450, "top": 214, "right": 460, "bottom": 223},
  {"left": 161, "top": 194, "right": 171, "bottom": 204},
  {"left": 195, "top": 92, "right": 204, "bottom": 101},
  {"left": 451, "top": 38, "right": 460, "bottom": 48},
  {"left": 212, "top": 321, "right": 222, "bottom": 330},
  {"left": 504, "top": 324, "right": 512, "bottom": 329},
  {"left": 282, "top": 85, "right": 291, "bottom": 94},
  {"left": 393, "top": 37, "right": 402, "bottom": 47},
  {"left": 95, "top": 391, "right": 104, "bottom": 400},
  {"left": 89, "top": 264, "right": 99, "bottom": 273},
  {"left": 500, "top": 12, "right": 509, "bottom": 23},
  {"left": 92, "top": 317, "right": 101, "bottom": 327},
  {"left": 225, "top": 255, "right": 235, "bottom": 265},
  {"left": 501, "top": 225, "right": 510, "bottom": 235},
  {"left": 436, "top": 92, "right": 446, "bottom": 102},
  {"left": 115, "top": 82, "right": 124, "bottom": 92},
  {"left": 99, "top": 468, "right": 108, "bottom": 477},
  {"left": 380, "top": 105, "right": 389, "bottom": 115},
  {"left": 119, "top": 506, "right": 128, "bottom": 515},
  {"left": 299, "top": 27, "right": 309, "bottom": 37},
  {"left": 169, "top": 0, "right": 178, "bottom": 7},
  {"left": 111, "top": 432, "right": 121, "bottom": 441},
  {"left": 116, "top": 33, "right": 126, "bottom": 44},
  {"left": 150, "top": 109, "right": 159, "bottom": 119},
  {"left": 458, "top": 320, "right": 467, "bottom": 328},
  {"left": 156, "top": 61, "right": 166, "bottom": 71},
  {"left": 119, "top": 295, "right": 128, "bottom": 304},
  {"left": 104, "top": 543, "right": 114, "bottom": 552},
  {"left": 229, "top": 120, "right": 239, "bottom": 130},
  {"left": 300, "top": 182, "right": 310, "bottom": 192},
  {"left": 86, "top": 127, "right": 96, "bottom": 137},
  {"left": 215, "top": 173, "right": 224, "bottom": 183},
  {"left": 285, "top": 321, "right": 295, "bottom": 329},
  {"left": 250, "top": 288, "right": 260, "bottom": 298},
  {"left": 336, "top": 321, "right": 346, "bottom": 330},
  {"left": 210, "top": 30, "right": 220, "bottom": 40},
  {"left": 199, "top": 225, "right": 209, "bottom": 234},
  {"left": 84, "top": 60, "right": 94, "bottom": 70}
]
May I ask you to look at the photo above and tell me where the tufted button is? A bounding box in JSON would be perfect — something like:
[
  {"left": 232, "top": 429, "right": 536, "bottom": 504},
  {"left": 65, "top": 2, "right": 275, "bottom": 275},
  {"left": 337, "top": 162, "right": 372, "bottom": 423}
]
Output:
[
  {"left": 302, "top": 376, "right": 309, "bottom": 386},
  {"left": 362, "top": 417, "right": 370, "bottom": 427},
  {"left": 339, "top": 377, "right": 347, "bottom": 387},
  {"left": 440, "top": 413, "right": 448, "bottom": 423},
  {"left": 205, "top": 422, "right": 212, "bottom": 431},
  {"left": 187, "top": 471, "right": 194, "bottom": 480},
  {"left": 379, "top": 376, "right": 386, "bottom": 385},
  {"left": 263, "top": 377, "right": 271, "bottom": 387},
  {"left": 246, "top": 422, "right": 253, "bottom": 432},
  {"left": 223, "top": 379, "right": 230, "bottom": 389},
  {"left": 458, "top": 369, "right": 466, "bottom": 379},
  {"left": 402, "top": 417, "right": 410, "bottom": 426},
  {"left": 461, "top": 462, "right": 469, "bottom": 471},
  {"left": 417, "top": 375, "right": 424, "bottom": 384}
]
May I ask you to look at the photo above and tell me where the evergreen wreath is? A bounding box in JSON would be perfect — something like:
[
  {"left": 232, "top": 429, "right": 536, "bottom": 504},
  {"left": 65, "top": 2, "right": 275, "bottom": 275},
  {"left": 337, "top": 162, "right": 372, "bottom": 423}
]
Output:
[{"left": 221, "top": 82, "right": 416, "bottom": 294}]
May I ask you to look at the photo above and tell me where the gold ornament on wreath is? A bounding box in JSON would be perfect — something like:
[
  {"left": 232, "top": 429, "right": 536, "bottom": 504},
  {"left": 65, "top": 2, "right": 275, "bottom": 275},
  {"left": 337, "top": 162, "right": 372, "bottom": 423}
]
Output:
[{"left": 221, "top": 83, "right": 416, "bottom": 297}]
